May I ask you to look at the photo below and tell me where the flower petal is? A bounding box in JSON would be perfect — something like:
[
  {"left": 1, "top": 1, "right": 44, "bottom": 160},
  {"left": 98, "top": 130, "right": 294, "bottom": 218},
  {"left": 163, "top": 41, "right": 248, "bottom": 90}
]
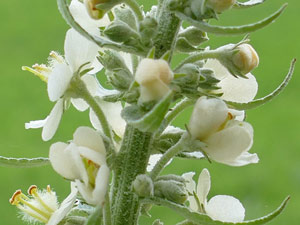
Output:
[
  {"left": 75, "top": 181, "right": 94, "bottom": 204},
  {"left": 25, "top": 117, "right": 48, "bottom": 129},
  {"left": 206, "top": 195, "right": 245, "bottom": 222},
  {"left": 89, "top": 99, "right": 126, "bottom": 138},
  {"left": 82, "top": 74, "right": 99, "bottom": 96},
  {"left": 49, "top": 142, "right": 87, "bottom": 183},
  {"left": 197, "top": 169, "right": 210, "bottom": 207},
  {"left": 189, "top": 96, "right": 228, "bottom": 140},
  {"left": 204, "top": 59, "right": 231, "bottom": 80},
  {"left": 78, "top": 146, "right": 106, "bottom": 166},
  {"left": 69, "top": 0, "right": 110, "bottom": 35},
  {"left": 64, "top": 28, "right": 99, "bottom": 72},
  {"left": 182, "top": 172, "right": 198, "bottom": 211},
  {"left": 146, "top": 154, "right": 173, "bottom": 172},
  {"left": 93, "top": 164, "right": 110, "bottom": 205},
  {"left": 47, "top": 184, "right": 78, "bottom": 225},
  {"left": 204, "top": 121, "right": 254, "bottom": 166},
  {"left": 48, "top": 62, "right": 73, "bottom": 102},
  {"left": 42, "top": 99, "right": 64, "bottom": 141},
  {"left": 218, "top": 72, "right": 258, "bottom": 103},
  {"left": 71, "top": 98, "right": 89, "bottom": 111},
  {"left": 73, "top": 126, "right": 106, "bottom": 155}
]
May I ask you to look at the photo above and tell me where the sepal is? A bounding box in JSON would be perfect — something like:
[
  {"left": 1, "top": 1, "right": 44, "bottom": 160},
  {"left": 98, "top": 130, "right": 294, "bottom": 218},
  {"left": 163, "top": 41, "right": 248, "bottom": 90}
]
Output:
[
  {"left": 114, "top": 6, "right": 138, "bottom": 30},
  {"left": 121, "top": 92, "right": 173, "bottom": 132}
]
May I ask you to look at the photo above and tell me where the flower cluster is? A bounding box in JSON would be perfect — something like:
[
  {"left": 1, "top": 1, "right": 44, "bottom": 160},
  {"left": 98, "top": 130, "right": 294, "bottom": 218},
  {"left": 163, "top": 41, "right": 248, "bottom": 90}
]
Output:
[{"left": 7, "top": 0, "right": 293, "bottom": 224}]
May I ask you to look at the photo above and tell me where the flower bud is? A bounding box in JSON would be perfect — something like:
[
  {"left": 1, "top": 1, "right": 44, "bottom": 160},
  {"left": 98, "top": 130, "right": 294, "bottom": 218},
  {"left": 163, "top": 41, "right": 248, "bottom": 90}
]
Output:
[
  {"left": 84, "top": 0, "right": 107, "bottom": 19},
  {"left": 133, "top": 174, "right": 154, "bottom": 197},
  {"left": 104, "top": 20, "right": 140, "bottom": 43},
  {"left": 135, "top": 58, "right": 173, "bottom": 102},
  {"left": 189, "top": 96, "right": 228, "bottom": 140},
  {"left": 232, "top": 44, "right": 259, "bottom": 75},
  {"left": 154, "top": 180, "right": 188, "bottom": 204},
  {"left": 178, "top": 27, "right": 208, "bottom": 46},
  {"left": 206, "top": 0, "right": 236, "bottom": 13}
]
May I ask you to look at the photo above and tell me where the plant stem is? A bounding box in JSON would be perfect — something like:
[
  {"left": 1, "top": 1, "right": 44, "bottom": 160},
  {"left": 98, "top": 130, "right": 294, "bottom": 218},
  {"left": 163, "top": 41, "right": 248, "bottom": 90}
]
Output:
[
  {"left": 153, "top": 0, "right": 181, "bottom": 59},
  {"left": 72, "top": 77, "right": 113, "bottom": 142},
  {"left": 103, "top": 193, "right": 112, "bottom": 225},
  {"left": 149, "top": 134, "right": 186, "bottom": 179},
  {"left": 125, "top": 0, "right": 144, "bottom": 21},
  {"left": 174, "top": 50, "right": 221, "bottom": 71},
  {"left": 112, "top": 125, "right": 153, "bottom": 225}
]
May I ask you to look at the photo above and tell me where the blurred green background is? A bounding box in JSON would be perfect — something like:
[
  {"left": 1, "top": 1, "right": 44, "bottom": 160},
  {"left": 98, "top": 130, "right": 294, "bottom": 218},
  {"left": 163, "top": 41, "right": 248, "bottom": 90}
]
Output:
[{"left": 0, "top": 0, "right": 299, "bottom": 224}]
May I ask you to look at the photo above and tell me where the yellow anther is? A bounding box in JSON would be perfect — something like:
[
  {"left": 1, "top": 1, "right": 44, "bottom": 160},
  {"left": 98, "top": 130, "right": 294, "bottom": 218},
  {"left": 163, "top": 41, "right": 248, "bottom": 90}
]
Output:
[
  {"left": 22, "top": 66, "right": 48, "bottom": 82},
  {"left": 9, "top": 190, "right": 22, "bottom": 205},
  {"left": 28, "top": 185, "right": 55, "bottom": 214},
  {"left": 32, "top": 64, "right": 51, "bottom": 73}
]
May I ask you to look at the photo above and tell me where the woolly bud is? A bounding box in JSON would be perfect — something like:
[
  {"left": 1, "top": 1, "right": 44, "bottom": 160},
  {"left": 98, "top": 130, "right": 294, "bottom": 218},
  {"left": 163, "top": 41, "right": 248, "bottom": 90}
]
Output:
[
  {"left": 133, "top": 174, "right": 154, "bottom": 197},
  {"left": 154, "top": 180, "right": 188, "bottom": 204},
  {"left": 135, "top": 58, "right": 173, "bottom": 102},
  {"left": 206, "top": 0, "right": 236, "bottom": 13},
  {"left": 232, "top": 44, "right": 259, "bottom": 75}
]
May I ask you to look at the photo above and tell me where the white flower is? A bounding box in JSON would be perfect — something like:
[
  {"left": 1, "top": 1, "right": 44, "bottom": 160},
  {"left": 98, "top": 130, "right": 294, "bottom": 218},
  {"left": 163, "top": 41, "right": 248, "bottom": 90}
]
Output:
[
  {"left": 49, "top": 126, "right": 109, "bottom": 205},
  {"left": 204, "top": 59, "right": 258, "bottom": 104},
  {"left": 25, "top": 28, "right": 101, "bottom": 141},
  {"left": 189, "top": 96, "right": 258, "bottom": 166},
  {"left": 183, "top": 169, "right": 245, "bottom": 223},
  {"left": 9, "top": 184, "right": 77, "bottom": 225},
  {"left": 135, "top": 58, "right": 174, "bottom": 102}
]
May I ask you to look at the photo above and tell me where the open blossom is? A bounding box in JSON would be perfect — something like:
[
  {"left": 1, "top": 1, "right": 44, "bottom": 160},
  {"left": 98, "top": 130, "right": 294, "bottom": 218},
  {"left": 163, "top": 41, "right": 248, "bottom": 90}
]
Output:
[
  {"left": 189, "top": 96, "right": 258, "bottom": 166},
  {"left": 204, "top": 59, "right": 258, "bottom": 104},
  {"left": 24, "top": 28, "right": 101, "bottom": 141},
  {"left": 49, "top": 127, "right": 109, "bottom": 205},
  {"left": 135, "top": 58, "right": 174, "bottom": 102},
  {"left": 183, "top": 169, "right": 245, "bottom": 222},
  {"left": 9, "top": 185, "right": 77, "bottom": 225}
]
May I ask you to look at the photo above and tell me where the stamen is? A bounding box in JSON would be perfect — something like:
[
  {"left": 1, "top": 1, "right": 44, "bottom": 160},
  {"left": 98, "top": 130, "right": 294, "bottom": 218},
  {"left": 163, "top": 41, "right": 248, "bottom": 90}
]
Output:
[
  {"left": 17, "top": 204, "right": 48, "bottom": 224},
  {"left": 32, "top": 63, "right": 51, "bottom": 72},
  {"left": 18, "top": 195, "right": 51, "bottom": 219},
  {"left": 9, "top": 190, "right": 22, "bottom": 205},
  {"left": 28, "top": 185, "right": 55, "bottom": 214},
  {"left": 49, "top": 51, "right": 64, "bottom": 63},
  {"left": 22, "top": 66, "right": 48, "bottom": 82}
]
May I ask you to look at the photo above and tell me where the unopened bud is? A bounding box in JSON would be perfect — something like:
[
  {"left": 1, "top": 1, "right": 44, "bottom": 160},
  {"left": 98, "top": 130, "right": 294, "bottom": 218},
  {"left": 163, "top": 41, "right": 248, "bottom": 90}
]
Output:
[
  {"left": 178, "top": 27, "right": 208, "bottom": 46},
  {"left": 232, "top": 44, "right": 259, "bottom": 75},
  {"left": 154, "top": 180, "right": 188, "bottom": 204},
  {"left": 135, "top": 59, "right": 174, "bottom": 102},
  {"left": 133, "top": 174, "right": 154, "bottom": 197},
  {"left": 104, "top": 20, "right": 140, "bottom": 43},
  {"left": 206, "top": 0, "right": 236, "bottom": 13},
  {"left": 84, "top": 0, "right": 107, "bottom": 19}
]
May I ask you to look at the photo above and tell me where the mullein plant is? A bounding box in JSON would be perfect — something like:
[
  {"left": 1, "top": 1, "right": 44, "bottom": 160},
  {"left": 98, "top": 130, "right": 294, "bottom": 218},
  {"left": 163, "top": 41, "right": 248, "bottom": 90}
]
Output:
[{"left": 1, "top": 0, "right": 296, "bottom": 224}]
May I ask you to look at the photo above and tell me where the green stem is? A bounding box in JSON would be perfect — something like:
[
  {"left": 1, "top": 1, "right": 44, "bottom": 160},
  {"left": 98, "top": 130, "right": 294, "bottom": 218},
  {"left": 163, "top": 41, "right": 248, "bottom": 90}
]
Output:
[
  {"left": 73, "top": 78, "right": 113, "bottom": 141},
  {"left": 125, "top": 0, "right": 144, "bottom": 21},
  {"left": 112, "top": 125, "right": 153, "bottom": 225},
  {"left": 174, "top": 50, "right": 221, "bottom": 71},
  {"left": 155, "top": 98, "right": 195, "bottom": 138},
  {"left": 149, "top": 134, "right": 186, "bottom": 179},
  {"left": 103, "top": 193, "right": 112, "bottom": 225},
  {"left": 153, "top": 0, "right": 181, "bottom": 59}
]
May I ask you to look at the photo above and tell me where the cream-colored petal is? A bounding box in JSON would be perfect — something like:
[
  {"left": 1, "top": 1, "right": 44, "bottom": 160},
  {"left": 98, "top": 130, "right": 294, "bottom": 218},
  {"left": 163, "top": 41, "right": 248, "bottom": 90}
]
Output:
[
  {"left": 89, "top": 99, "right": 126, "bottom": 138},
  {"left": 219, "top": 73, "right": 258, "bottom": 103},
  {"left": 93, "top": 164, "right": 110, "bottom": 205},
  {"left": 69, "top": 0, "right": 110, "bottom": 35},
  {"left": 206, "top": 195, "right": 245, "bottom": 222},
  {"left": 146, "top": 154, "right": 173, "bottom": 172},
  {"left": 71, "top": 98, "right": 89, "bottom": 111},
  {"left": 75, "top": 180, "right": 94, "bottom": 204},
  {"left": 49, "top": 142, "right": 87, "bottom": 182},
  {"left": 78, "top": 146, "right": 106, "bottom": 166},
  {"left": 25, "top": 117, "right": 48, "bottom": 129},
  {"left": 189, "top": 96, "right": 228, "bottom": 140},
  {"left": 224, "top": 152, "right": 259, "bottom": 166},
  {"left": 64, "top": 28, "right": 99, "bottom": 72},
  {"left": 47, "top": 185, "right": 78, "bottom": 225},
  {"left": 82, "top": 74, "right": 99, "bottom": 96},
  {"left": 42, "top": 100, "right": 64, "bottom": 141},
  {"left": 47, "top": 63, "right": 73, "bottom": 102},
  {"left": 182, "top": 172, "right": 198, "bottom": 212},
  {"left": 73, "top": 126, "right": 106, "bottom": 155},
  {"left": 204, "top": 121, "right": 254, "bottom": 166},
  {"left": 197, "top": 169, "right": 210, "bottom": 207}
]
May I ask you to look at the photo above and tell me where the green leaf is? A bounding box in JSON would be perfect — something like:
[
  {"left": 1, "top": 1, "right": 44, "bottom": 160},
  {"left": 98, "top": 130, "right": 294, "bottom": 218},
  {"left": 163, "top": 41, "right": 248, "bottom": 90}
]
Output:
[
  {"left": 57, "top": 0, "right": 145, "bottom": 55},
  {"left": 227, "top": 59, "right": 296, "bottom": 110},
  {"left": 84, "top": 204, "right": 103, "bottom": 225},
  {"left": 174, "top": 4, "right": 287, "bottom": 35},
  {"left": 0, "top": 156, "right": 49, "bottom": 168},
  {"left": 142, "top": 196, "right": 290, "bottom": 225},
  {"left": 234, "top": 0, "right": 266, "bottom": 9},
  {"left": 122, "top": 92, "right": 173, "bottom": 132}
]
